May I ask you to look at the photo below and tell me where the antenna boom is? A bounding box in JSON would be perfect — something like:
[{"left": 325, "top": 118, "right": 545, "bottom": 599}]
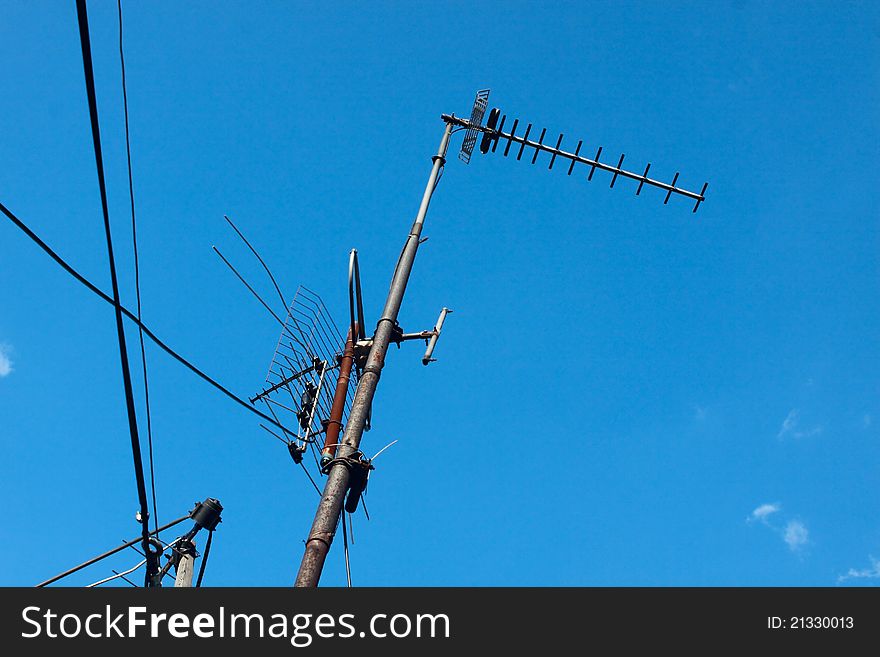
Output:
[{"left": 443, "top": 112, "right": 708, "bottom": 212}]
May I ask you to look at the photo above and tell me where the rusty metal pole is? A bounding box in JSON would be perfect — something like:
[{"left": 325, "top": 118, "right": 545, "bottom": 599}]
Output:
[
  {"left": 294, "top": 121, "right": 453, "bottom": 586},
  {"left": 321, "top": 326, "right": 356, "bottom": 464}
]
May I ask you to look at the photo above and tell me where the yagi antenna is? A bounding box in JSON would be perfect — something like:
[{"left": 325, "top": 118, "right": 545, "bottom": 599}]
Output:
[{"left": 446, "top": 90, "right": 708, "bottom": 212}]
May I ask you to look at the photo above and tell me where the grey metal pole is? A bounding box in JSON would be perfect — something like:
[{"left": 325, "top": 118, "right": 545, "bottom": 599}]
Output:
[{"left": 294, "top": 121, "right": 453, "bottom": 587}]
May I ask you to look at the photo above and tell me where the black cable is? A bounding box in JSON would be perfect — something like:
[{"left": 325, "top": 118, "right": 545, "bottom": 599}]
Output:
[
  {"left": 341, "top": 506, "right": 351, "bottom": 587},
  {"left": 195, "top": 530, "right": 213, "bottom": 587},
  {"left": 75, "top": 0, "right": 157, "bottom": 588},
  {"left": 36, "top": 512, "right": 190, "bottom": 587},
  {"left": 299, "top": 461, "right": 323, "bottom": 497},
  {"left": 117, "top": 0, "right": 159, "bottom": 539},
  {"left": 0, "top": 200, "right": 298, "bottom": 438},
  {"left": 224, "top": 214, "right": 288, "bottom": 312}
]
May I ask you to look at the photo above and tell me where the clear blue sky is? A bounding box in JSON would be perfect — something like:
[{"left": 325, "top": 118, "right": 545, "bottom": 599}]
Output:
[{"left": 1, "top": 1, "right": 878, "bottom": 586}]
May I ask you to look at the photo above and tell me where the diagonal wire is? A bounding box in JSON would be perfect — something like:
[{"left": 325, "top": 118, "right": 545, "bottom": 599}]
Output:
[
  {"left": 117, "top": 0, "right": 159, "bottom": 539},
  {"left": 341, "top": 508, "right": 352, "bottom": 587},
  {"left": 111, "top": 570, "right": 139, "bottom": 587},
  {"left": 76, "top": 0, "right": 156, "bottom": 587},
  {"left": 195, "top": 530, "right": 213, "bottom": 587},
  {"left": 298, "top": 461, "right": 322, "bottom": 497},
  {"left": 224, "top": 214, "right": 288, "bottom": 312},
  {"left": 0, "top": 199, "right": 298, "bottom": 438},
  {"left": 87, "top": 558, "right": 146, "bottom": 588},
  {"left": 259, "top": 423, "right": 290, "bottom": 445}
]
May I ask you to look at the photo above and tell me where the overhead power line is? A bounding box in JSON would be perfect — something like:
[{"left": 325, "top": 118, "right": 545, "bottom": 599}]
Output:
[
  {"left": 75, "top": 0, "right": 158, "bottom": 587},
  {"left": 117, "top": 0, "right": 159, "bottom": 538},
  {"left": 0, "top": 199, "right": 298, "bottom": 438}
]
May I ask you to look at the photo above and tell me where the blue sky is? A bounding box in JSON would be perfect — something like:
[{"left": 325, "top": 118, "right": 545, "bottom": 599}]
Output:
[{"left": 1, "top": 1, "right": 878, "bottom": 586}]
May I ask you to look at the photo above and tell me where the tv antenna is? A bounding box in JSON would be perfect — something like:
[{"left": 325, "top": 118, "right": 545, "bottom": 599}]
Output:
[
  {"left": 452, "top": 91, "right": 708, "bottom": 211},
  {"left": 249, "top": 252, "right": 451, "bottom": 586},
  {"left": 293, "top": 89, "right": 708, "bottom": 587}
]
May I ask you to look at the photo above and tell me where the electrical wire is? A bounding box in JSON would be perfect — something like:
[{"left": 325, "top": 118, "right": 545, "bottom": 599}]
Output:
[
  {"left": 195, "top": 530, "right": 213, "bottom": 587},
  {"left": 0, "top": 200, "right": 298, "bottom": 439},
  {"left": 298, "top": 461, "right": 323, "bottom": 497},
  {"left": 117, "top": 0, "right": 159, "bottom": 539},
  {"left": 370, "top": 439, "right": 398, "bottom": 461},
  {"left": 87, "top": 558, "right": 146, "bottom": 588},
  {"left": 75, "top": 0, "right": 156, "bottom": 587},
  {"left": 259, "top": 423, "right": 290, "bottom": 445},
  {"left": 341, "top": 508, "right": 352, "bottom": 587},
  {"left": 111, "top": 570, "right": 139, "bottom": 587}
]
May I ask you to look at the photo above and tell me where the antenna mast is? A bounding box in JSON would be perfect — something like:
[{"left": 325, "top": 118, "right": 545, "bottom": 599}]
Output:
[
  {"left": 294, "top": 118, "right": 453, "bottom": 587},
  {"left": 293, "top": 90, "right": 708, "bottom": 586}
]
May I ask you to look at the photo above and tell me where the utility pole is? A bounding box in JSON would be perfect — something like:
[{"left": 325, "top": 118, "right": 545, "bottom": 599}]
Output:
[
  {"left": 294, "top": 122, "right": 453, "bottom": 586},
  {"left": 174, "top": 540, "right": 196, "bottom": 587}
]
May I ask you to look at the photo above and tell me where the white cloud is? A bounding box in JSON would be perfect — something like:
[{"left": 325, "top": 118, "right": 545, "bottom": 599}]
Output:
[
  {"left": 838, "top": 557, "right": 880, "bottom": 584},
  {"left": 777, "top": 409, "right": 799, "bottom": 438},
  {"left": 749, "top": 503, "right": 781, "bottom": 525},
  {"left": 0, "top": 343, "right": 12, "bottom": 377},
  {"left": 783, "top": 520, "right": 809, "bottom": 551},
  {"left": 777, "top": 408, "right": 822, "bottom": 439},
  {"left": 748, "top": 503, "right": 809, "bottom": 554}
]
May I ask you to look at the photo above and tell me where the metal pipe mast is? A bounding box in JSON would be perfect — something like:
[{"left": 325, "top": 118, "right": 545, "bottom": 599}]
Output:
[{"left": 294, "top": 122, "right": 453, "bottom": 587}]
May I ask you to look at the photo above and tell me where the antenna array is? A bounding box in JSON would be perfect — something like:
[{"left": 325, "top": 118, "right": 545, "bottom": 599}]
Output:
[
  {"left": 447, "top": 90, "right": 708, "bottom": 212},
  {"left": 251, "top": 287, "right": 355, "bottom": 463}
]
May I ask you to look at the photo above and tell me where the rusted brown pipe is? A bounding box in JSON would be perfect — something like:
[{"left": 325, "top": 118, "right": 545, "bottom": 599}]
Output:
[{"left": 321, "top": 324, "right": 356, "bottom": 464}]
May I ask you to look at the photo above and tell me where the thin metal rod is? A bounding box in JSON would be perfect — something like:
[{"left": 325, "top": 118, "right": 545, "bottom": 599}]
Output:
[
  {"left": 36, "top": 513, "right": 190, "bottom": 587},
  {"left": 422, "top": 307, "right": 451, "bottom": 365},
  {"left": 294, "top": 121, "right": 453, "bottom": 587},
  {"left": 250, "top": 361, "right": 319, "bottom": 403},
  {"left": 224, "top": 214, "right": 288, "bottom": 311},
  {"left": 213, "top": 245, "right": 285, "bottom": 326}
]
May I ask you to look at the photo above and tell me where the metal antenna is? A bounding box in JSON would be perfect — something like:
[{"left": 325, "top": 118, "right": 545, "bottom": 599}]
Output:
[
  {"left": 444, "top": 97, "right": 709, "bottom": 212},
  {"left": 223, "top": 214, "right": 288, "bottom": 311},
  {"left": 252, "top": 287, "right": 353, "bottom": 471},
  {"left": 348, "top": 249, "right": 367, "bottom": 345},
  {"left": 293, "top": 89, "right": 709, "bottom": 587}
]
